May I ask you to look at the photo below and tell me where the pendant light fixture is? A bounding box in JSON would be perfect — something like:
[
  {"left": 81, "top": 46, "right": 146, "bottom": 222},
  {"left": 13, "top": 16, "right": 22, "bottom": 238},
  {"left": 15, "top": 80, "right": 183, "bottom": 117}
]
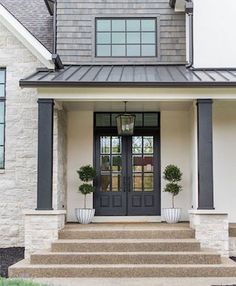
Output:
[{"left": 116, "top": 101, "right": 136, "bottom": 136}]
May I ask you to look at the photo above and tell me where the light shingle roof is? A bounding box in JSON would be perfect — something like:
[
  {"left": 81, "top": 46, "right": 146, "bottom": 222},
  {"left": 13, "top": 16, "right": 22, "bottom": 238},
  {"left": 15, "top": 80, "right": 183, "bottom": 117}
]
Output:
[{"left": 0, "top": 0, "right": 53, "bottom": 52}]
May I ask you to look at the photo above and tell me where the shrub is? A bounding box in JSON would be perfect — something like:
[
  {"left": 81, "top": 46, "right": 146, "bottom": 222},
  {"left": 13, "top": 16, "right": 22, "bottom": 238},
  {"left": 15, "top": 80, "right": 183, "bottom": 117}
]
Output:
[
  {"left": 163, "top": 165, "right": 182, "bottom": 208},
  {"left": 0, "top": 279, "right": 46, "bottom": 286}
]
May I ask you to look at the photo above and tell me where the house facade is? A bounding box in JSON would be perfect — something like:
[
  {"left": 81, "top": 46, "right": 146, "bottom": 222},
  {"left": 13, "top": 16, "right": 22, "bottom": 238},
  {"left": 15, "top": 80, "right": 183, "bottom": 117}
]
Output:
[{"left": 1, "top": 0, "right": 236, "bottom": 260}]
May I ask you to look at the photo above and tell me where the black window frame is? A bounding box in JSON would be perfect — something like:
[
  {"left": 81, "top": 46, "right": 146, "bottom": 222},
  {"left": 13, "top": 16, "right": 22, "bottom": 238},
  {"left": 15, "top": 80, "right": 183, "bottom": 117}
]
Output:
[
  {"left": 0, "top": 68, "right": 6, "bottom": 169},
  {"left": 95, "top": 17, "right": 158, "bottom": 58}
]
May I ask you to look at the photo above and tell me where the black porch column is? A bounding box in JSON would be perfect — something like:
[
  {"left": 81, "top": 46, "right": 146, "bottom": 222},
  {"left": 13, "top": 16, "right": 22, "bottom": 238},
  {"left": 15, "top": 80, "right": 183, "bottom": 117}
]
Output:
[
  {"left": 197, "top": 99, "right": 214, "bottom": 209},
  {"left": 36, "top": 99, "right": 54, "bottom": 210}
]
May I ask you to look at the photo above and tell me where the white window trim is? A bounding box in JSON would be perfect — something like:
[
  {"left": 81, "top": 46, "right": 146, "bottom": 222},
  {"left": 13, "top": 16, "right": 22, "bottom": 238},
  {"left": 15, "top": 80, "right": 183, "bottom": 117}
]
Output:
[{"left": 0, "top": 4, "right": 54, "bottom": 70}]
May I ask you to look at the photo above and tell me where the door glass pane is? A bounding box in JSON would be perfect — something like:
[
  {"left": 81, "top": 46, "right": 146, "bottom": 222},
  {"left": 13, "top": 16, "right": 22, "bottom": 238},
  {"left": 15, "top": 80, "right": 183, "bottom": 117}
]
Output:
[
  {"left": 101, "top": 155, "right": 110, "bottom": 171},
  {"left": 133, "top": 174, "right": 142, "bottom": 191},
  {"left": 112, "top": 136, "right": 121, "bottom": 154},
  {"left": 101, "top": 175, "right": 110, "bottom": 192},
  {"left": 112, "top": 155, "right": 122, "bottom": 171},
  {"left": 101, "top": 136, "right": 110, "bottom": 154},
  {"left": 133, "top": 155, "right": 142, "bottom": 172},
  {"left": 112, "top": 174, "right": 122, "bottom": 191},
  {"left": 0, "top": 146, "right": 3, "bottom": 168},
  {"left": 132, "top": 136, "right": 142, "bottom": 154},
  {"left": 143, "top": 155, "right": 153, "bottom": 172},
  {"left": 144, "top": 173, "right": 153, "bottom": 191},
  {"left": 143, "top": 136, "right": 153, "bottom": 154}
]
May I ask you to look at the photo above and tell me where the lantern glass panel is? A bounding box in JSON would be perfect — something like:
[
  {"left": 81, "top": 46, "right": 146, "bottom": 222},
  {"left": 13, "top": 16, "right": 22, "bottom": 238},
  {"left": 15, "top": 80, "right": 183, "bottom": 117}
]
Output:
[{"left": 116, "top": 114, "right": 135, "bottom": 135}]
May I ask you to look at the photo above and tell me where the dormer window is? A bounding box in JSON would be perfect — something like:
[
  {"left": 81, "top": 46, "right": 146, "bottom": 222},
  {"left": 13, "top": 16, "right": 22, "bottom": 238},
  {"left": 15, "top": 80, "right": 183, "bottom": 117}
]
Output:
[{"left": 95, "top": 18, "right": 157, "bottom": 57}]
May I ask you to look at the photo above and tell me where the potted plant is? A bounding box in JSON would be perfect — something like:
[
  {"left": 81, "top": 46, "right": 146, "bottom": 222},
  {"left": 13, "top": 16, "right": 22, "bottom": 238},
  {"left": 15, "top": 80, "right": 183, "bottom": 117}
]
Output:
[
  {"left": 75, "top": 165, "right": 96, "bottom": 224},
  {"left": 163, "top": 164, "right": 183, "bottom": 223}
]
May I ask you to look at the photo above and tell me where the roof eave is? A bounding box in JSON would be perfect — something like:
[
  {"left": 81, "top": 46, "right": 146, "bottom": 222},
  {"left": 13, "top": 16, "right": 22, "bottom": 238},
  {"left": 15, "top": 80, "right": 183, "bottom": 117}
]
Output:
[{"left": 44, "top": 0, "right": 54, "bottom": 16}]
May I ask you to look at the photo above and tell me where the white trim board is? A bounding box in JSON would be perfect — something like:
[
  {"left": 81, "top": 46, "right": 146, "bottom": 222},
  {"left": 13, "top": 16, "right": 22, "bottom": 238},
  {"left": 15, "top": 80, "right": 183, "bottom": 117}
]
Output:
[
  {"left": 0, "top": 4, "right": 54, "bottom": 69},
  {"left": 92, "top": 216, "right": 162, "bottom": 223}
]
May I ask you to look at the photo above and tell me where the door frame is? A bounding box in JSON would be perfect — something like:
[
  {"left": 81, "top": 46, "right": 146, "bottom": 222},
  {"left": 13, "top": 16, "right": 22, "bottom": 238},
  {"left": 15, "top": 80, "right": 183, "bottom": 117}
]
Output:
[{"left": 93, "top": 112, "right": 161, "bottom": 216}]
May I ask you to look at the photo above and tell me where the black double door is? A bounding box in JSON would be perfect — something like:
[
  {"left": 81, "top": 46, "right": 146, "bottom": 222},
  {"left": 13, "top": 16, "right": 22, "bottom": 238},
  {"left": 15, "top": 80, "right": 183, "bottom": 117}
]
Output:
[{"left": 94, "top": 130, "right": 160, "bottom": 216}]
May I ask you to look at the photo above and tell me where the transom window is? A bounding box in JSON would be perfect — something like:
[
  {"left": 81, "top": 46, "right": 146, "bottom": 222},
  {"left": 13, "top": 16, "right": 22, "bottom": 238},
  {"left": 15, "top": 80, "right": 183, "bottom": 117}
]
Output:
[
  {"left": 95, "top": 18, "right": 157, "bottom": 57},
  {"left": 0, "top": 69, "right": 6, "bottom": 169}
]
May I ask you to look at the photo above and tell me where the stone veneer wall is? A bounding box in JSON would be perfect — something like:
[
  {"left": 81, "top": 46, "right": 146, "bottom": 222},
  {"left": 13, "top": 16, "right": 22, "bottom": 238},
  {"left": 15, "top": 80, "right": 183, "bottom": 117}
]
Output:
[{"left": 0, "top": 22, "right": 66, "bottom": 248}]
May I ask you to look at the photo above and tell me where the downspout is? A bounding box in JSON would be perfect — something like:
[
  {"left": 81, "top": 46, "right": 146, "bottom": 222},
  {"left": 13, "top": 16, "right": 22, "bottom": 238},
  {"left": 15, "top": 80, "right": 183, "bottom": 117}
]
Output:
[{"left": 186, "top": 0, "right": 194, "bottom": 68}]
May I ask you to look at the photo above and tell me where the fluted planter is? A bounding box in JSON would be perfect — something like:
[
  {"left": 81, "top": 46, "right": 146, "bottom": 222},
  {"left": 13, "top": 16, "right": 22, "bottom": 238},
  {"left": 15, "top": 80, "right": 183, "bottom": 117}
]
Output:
[
  {"left": 75, "top": 208, "right": 95, "bottom": 224},
  {"left": 163, "top": 208, "right": 181, "bottom": 224}
]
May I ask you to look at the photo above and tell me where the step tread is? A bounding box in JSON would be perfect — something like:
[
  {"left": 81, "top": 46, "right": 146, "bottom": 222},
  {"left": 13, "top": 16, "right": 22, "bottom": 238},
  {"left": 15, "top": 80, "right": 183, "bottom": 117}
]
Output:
[{"left": 53, "top": 238, "right": 198, "bottom": 243}]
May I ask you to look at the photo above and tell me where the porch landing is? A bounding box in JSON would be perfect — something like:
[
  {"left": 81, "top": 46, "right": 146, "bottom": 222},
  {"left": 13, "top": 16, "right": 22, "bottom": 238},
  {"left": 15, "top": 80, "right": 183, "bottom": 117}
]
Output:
[{"left": 9, "top": 222, "right": 236, "bottom": 278}]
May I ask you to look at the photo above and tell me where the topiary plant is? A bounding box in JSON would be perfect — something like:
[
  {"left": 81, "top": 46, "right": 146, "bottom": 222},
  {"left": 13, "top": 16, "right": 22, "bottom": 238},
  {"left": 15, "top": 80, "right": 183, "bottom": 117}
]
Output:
[
  {"left": 163, "top": 164, "right": 182, "bottom": 208},
  {"left": 77, "top": 165, "right": 96, "bottom": 209}
]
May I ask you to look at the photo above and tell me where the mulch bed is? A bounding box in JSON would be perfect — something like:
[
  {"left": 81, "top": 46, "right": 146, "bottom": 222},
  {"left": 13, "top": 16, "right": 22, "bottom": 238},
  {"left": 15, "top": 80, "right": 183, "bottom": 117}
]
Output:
[{"left": 0, "top": 247, "right": 24, "bottom": 278}]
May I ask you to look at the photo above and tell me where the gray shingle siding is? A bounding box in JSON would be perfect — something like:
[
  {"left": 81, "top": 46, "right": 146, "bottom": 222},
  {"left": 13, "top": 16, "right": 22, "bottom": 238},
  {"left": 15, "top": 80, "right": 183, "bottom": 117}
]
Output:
[{"left": 56, "top": 0, "right": 186, "bottom": 64}]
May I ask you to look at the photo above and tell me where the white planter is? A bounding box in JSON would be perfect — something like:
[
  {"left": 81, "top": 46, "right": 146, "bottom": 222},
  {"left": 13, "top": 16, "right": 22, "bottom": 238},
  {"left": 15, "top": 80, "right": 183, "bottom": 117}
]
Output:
[
  {"left": 75, "top": 208, "right": 95, "bottom": 224},
  {"left": 163, "top": 208, "right": 181, "bottom": 224}
]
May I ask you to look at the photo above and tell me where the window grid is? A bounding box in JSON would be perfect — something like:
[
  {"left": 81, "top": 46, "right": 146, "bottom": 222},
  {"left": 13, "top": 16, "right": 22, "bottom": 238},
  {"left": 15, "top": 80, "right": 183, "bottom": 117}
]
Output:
[
  {"left": 95, "top": 18, "right": 157, "bottom": 58},
  {"left": 0, "top": 68, "right": 6, "bottom": 169}
]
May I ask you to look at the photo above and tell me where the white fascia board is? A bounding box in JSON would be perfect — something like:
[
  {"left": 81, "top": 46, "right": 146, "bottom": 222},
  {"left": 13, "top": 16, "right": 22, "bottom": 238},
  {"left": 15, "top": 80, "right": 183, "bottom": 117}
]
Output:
[
  {"left": 175, "top": 0, "right": 185, "bottom": 12},
  {"left": 0, "top": 4, "right": 54, "bottom": 70}
]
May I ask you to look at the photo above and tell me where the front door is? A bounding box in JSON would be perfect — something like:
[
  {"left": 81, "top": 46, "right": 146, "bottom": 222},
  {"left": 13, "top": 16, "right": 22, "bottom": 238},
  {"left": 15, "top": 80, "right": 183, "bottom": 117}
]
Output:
[{"left": 94, "top": 113, "right": 160, "bottom": 216}]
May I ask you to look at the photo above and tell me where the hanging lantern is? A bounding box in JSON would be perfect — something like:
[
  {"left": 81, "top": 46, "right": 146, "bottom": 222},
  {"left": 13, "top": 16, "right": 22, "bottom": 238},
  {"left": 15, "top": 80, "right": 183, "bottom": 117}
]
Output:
[{"left": 116, "top": 102, "right": 136, "bottom": 136}]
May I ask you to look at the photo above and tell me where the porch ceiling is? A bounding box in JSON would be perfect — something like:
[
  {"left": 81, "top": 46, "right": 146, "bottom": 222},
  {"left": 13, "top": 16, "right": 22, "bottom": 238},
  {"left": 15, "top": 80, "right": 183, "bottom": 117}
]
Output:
[{"left": 20, "top": 65, "right": 236, "bottom": 88}]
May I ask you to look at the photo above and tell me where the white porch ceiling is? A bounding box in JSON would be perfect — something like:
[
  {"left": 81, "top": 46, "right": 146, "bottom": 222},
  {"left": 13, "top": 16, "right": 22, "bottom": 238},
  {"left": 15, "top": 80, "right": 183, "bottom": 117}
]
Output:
[{"left": 62, "top": 101, "right": 192, "bottom": 112}]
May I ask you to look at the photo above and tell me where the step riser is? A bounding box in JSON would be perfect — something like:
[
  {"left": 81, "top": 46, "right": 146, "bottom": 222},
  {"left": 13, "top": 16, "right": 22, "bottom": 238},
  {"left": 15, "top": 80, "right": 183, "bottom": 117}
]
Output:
[
  {"left": 59, "top": 230, "right": 195, "bottom": 240},
  {"left": 30, "top": 254, "right": 221, "bottom": 265},
  {"left": 9, "top": 267, "right": 236, "bottom": 278},
  {"left": 51, "top": 243, "right": 201, "bottom": 253}
]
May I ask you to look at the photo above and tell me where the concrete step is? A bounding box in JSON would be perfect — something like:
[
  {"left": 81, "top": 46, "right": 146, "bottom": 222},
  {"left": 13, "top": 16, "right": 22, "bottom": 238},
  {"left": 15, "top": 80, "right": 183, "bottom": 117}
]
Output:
[
  {"left": 30, "top": 251, "right": 221, "bottom": 265},
  {"left": 51, "top": 239, "right": 201, "bottom": 253},
  {"left": 9, "top": 260, "right": 236, "bottom": 278},
  {"left": 59, "top": 229, "right": 195, "bottom": 239}
]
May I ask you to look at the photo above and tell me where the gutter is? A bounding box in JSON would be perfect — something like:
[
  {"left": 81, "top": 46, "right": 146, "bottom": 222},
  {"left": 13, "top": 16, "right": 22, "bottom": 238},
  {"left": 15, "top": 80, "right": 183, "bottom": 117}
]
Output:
[{"left": 186, "top": 0, "right": 194, "bottom": 69}]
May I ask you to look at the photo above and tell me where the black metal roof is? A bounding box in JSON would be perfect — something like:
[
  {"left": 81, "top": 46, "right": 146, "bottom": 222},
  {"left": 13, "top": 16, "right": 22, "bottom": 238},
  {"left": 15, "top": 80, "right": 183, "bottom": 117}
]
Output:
[
  {"left": 20, "top": 65, "right": 236, "bottom": 88},
  {"left": 0, "top": 0, "right": 53, "bottom": 52}
]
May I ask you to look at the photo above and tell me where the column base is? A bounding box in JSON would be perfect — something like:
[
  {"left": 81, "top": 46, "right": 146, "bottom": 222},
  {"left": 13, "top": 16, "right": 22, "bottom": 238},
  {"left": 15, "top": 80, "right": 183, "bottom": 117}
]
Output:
[
  {"left": 24, "top": 210, "right": 66, "bottom": 258},
  {"left": 189, "top": 210, "right": 229, "bottom": 257}
]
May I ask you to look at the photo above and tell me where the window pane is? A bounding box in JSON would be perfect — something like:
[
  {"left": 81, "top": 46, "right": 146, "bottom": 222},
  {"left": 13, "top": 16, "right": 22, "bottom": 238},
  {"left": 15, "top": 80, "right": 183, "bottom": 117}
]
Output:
[
  {"left": 127, "top": 19, "right": 140, "bottom": 31},
  {"left": 133, "top": 155, "right": 142, "bottom": 172},
  {"left": 127, "top": 32, "right": 140, "bottom": 44},
  {"left": 143, "top": 136, "right": 153, "bottom": 154},
  {"left": 0, "top": 85, "right": 4, "bottom": 97},
  {"left": 143, "top": 156, "right": 153, "bottom": 172},
  {"left": 144, "top": 113, "right": 158, "bottom": 126},
  {"left": 141, "top": 45, "right": 156, "bottom": 56},
  {"left": 97, "top": 20, "right": 111, "bottom": 31},
  {"left": 97, "top": 45, "right": 111, "bottom": 57},
  {"left": 132, "top": 136, "right": 142, "bottom": 154},
  {"left": 141, "top": 19, "right": 155, "bottom": 31},
  {"left": 0, "top": 146, "right": 3, "bottom": 168},
  {"left": 0, "top": 70, "right": 5, "bottom": 84},
  {"left": 97, "top": 33, "right": 111, "bottom": 44},
  {"left": 111, "top": 113, "right": 120, "bottom": 126},
  {"left": 112, "top": 33, "right": 125, "bottom": 44},
  {"left": 112, "top": 20, "right": 125, "bottom": 31},
  {"left": 0, "top": 102, "right": 4, "bottom": 123},
  {"left": 127, "top": 45, "right": 140, "bottom": 56},
  {"left": 133, "top": 174, "right": 142, "bottom": 191},
  {"left": 101, "top": 136, "right": 110, "bottom": 154},
  {"left": 112, "top": 137, "right": 121, "bottom": 154},
  {"left": 112, "top": 174, "right": 122, "bottom": 192},
  {"left": 135, "top": 113, "right": 143, "bottom": 126},
  {"left": 96, "top": 113, "right": 110, "bottom": 126},
  {"left": 112, "top": 45, "right": 126, "bottom": 57},
  {"left": 142, "top": 32, "right": 155, "bottom": 44},
  {"left": 0, "top": 124, "right": 4, "bottom": 145},
  {"left": 112, "top": 155, "right": 122, "bottom": 171}
]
